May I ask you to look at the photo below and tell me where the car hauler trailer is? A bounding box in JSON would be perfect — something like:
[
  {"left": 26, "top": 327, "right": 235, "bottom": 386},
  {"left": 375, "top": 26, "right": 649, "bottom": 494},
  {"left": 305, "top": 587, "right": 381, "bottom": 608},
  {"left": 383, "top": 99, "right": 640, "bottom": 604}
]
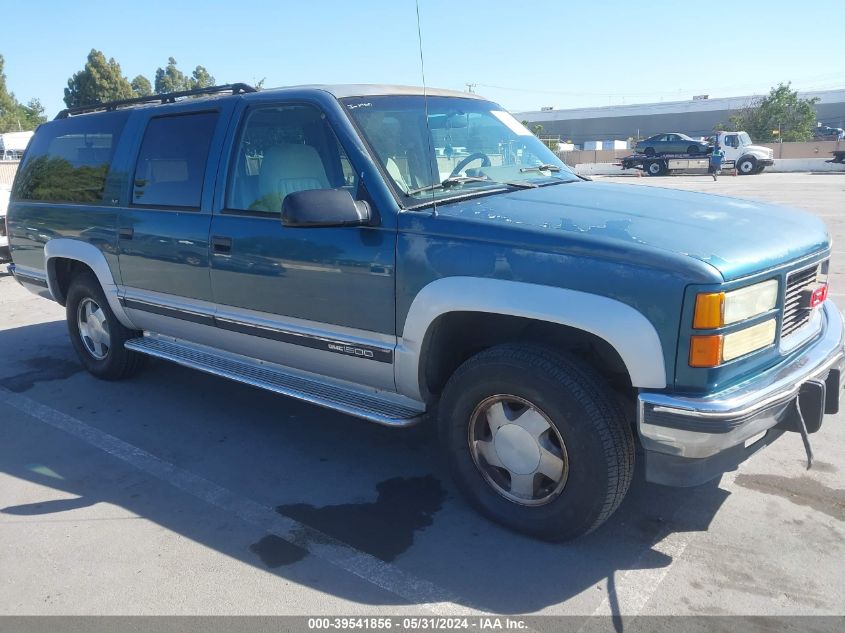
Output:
[{"left": 618, "top": 153, "right": 730, "bottom": 177}]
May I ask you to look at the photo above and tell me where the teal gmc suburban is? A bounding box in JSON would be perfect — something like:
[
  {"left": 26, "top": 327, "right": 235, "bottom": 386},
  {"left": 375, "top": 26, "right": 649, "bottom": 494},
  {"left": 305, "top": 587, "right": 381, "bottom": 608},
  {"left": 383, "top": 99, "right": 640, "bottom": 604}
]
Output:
[{"left": 6, "top": 83, "right": 843, "bottom": 540}]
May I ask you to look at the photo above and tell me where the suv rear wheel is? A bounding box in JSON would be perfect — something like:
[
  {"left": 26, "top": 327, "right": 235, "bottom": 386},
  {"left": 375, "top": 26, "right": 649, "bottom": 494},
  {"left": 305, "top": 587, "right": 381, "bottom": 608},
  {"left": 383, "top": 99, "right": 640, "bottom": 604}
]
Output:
[
  {"left": 438, "top": 344, "right": 635, "bottom": 541},
  {"left": 66, "top": 272, "right": 145, "bottom": 380}
]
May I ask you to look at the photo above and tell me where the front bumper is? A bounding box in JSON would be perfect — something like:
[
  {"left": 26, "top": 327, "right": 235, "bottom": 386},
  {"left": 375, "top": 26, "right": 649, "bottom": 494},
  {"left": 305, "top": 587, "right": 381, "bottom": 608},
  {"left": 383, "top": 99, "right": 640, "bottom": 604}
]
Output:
[
  {"left": 759, "top": 158, "right": 775, "bottom": 167},
  {"left": 639, "top": 301, "right": 845, "bottom": 486}
]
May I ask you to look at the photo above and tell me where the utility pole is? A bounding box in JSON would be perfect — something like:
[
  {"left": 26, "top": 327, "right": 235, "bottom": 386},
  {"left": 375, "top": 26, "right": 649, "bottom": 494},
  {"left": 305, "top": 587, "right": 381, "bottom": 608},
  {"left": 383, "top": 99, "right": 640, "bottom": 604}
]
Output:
[{"left": 465, "top": 83, "right": 477, "bottom": 94}]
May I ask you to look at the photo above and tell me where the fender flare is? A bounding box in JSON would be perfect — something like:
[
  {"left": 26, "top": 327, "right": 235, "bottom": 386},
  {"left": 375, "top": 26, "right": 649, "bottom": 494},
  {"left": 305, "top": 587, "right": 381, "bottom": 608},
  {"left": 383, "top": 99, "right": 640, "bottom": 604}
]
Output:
[
  {"left": 43, "top": 238, "right": 136, "bottom": 329},
  {"left": 395, "top": 277, "right": 667, "bottom": 401}
]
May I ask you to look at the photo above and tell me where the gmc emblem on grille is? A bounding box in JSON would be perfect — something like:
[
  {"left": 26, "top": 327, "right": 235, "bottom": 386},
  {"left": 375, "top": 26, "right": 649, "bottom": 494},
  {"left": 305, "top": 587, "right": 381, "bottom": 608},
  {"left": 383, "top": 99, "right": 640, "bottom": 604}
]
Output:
[{"left": 801, "top": 283, "right": 828, "bottom": 309}]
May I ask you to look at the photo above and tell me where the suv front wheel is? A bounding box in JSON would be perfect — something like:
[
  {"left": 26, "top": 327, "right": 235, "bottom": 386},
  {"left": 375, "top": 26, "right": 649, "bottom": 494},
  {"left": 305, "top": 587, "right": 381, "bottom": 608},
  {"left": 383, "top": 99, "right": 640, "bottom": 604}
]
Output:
[
  {"left": 438, "top": 344, "right": 635, "bottom": 541},
  {"left": 66, "top": 272, "right": 145, "bottom": 380}
]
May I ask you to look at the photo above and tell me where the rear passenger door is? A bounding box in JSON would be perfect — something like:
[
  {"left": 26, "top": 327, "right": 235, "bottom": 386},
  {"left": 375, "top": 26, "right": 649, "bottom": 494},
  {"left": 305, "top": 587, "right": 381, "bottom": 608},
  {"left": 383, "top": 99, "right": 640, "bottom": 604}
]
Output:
[{"left": 116, "top": 104, "right": 233, "bottom": 331}]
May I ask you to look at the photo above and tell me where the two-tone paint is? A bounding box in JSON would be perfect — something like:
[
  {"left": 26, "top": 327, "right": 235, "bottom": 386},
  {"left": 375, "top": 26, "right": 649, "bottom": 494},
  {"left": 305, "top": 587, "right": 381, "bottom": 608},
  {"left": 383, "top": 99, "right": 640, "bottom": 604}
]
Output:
[{"left": 5, "top": 85, "right": 833, "bottom": 412}]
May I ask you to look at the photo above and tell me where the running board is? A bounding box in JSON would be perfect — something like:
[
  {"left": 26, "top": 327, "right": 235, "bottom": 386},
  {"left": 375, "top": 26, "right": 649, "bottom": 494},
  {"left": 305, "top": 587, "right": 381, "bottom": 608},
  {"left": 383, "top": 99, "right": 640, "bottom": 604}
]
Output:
[{"left": 124, "top": 336, "right": 425, "bottom": 427}]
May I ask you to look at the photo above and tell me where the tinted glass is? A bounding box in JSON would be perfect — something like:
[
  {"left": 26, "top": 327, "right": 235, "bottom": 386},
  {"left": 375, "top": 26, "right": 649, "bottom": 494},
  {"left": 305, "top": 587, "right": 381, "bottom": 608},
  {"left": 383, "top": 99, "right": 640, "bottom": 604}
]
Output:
[
  {"left": 227, "top": 104, "right": 356, "bottom": 214},
  {"left": 133, "top": 111, "right": 218, "bottom": 208},
  {"left": 12, "top": 110, "right": 129, "bottom": 203}
]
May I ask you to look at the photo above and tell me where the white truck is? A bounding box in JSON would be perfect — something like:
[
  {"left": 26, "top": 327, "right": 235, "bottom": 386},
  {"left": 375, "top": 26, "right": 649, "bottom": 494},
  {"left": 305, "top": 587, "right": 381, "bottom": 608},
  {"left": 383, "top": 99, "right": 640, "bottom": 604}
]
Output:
[
  {"left": 0, "top": 131, "right": 34, "bottom": 160},
  {"left": 620, "top": 130, "right": 774, "bottom": 176},
  {"left": 716, "top": 130, "right": 774, "bottom": 175}
]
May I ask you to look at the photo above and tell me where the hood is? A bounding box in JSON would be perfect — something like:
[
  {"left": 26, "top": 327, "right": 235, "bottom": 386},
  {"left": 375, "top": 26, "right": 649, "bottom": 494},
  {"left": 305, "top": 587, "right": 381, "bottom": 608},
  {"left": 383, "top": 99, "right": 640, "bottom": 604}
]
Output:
[
  {"left": 745, "top": 144, "right": 773, "bottom": 157},
  {"left": 434, "top": 181, "right": 829, "bottom": 281}
]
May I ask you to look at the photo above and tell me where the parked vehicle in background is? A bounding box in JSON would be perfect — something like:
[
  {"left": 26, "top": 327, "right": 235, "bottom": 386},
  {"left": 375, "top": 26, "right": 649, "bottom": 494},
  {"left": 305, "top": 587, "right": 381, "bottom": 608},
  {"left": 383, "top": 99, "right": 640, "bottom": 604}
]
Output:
[
  {"left": 0, "top": 185, "right": 10, "bottom": 262},
  {"left": 5, "top": 84, "right": 843, "bottom": 541},
  {"left": 634, "top": 132, "right": 711, "bottom": 156},
  {"left": 712, "top": 131, "right": 774, "bottom": 174},
  {"left": 0, "top": 131, "right": 34, "bottom": 161},
  {"left": 813, "top": 125, "right": 844, "bottom": 141}
]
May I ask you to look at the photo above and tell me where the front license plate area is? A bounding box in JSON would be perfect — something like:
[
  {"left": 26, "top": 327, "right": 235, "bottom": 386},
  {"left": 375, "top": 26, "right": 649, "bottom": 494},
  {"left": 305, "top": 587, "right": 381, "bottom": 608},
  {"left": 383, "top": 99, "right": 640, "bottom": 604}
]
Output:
[
  {"left": 824, "top": 368, "right": 842, "bottom": 414},
  {"left": 798, "top": 380, "right": 825, "bottom": 434}
]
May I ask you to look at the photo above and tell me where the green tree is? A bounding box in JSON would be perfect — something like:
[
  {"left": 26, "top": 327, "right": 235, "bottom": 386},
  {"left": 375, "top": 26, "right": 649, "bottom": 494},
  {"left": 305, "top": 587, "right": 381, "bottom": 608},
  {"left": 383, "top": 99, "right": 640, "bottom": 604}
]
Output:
[
  {"left": 154, "top": 57, "right": 187, "bottom": 94},
  {"left": 64, "top": 49, "right": 134, "bottom": 108},
  {"left": 0, "top": 55, "right": 47, "bottom": 132},
  {"left": 155, "top": 58, "right": 217, "bottom": 93},
  {"left": 131, "top": 75, "right": 152, "bottom": 97},
  {"left": 720, "top": 83, "right": 819, "bottom": 142},
  {"left": 189, "top": 65, "right": 215, "bottom": 89}
]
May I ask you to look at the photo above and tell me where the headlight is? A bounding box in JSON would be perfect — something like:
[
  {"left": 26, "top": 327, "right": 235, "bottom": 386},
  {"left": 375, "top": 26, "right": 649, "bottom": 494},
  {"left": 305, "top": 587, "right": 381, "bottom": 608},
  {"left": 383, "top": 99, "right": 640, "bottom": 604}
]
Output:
[
  {"left": 693, "top": 279, "right": 778, "bottom": 329},
  {"left": 689, "top": 318, "right": 777, "bottom": 367}
]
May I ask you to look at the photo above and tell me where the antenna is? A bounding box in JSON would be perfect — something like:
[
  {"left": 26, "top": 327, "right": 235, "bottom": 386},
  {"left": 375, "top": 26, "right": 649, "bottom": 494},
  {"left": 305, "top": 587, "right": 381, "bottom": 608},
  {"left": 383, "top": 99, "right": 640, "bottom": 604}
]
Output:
[{"left": 415, "top": 0, "right": 438, "bottom": 214}]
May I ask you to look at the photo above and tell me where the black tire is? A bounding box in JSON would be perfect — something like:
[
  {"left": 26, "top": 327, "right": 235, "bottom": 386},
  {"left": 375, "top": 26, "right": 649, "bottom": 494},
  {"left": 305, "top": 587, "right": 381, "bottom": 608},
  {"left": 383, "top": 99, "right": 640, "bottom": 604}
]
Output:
[
  {"left": 438, "top": 344, "right": 635, "bottom": 541},
  {"left": 646, "top": 160, "right": 665, "bottom": 177},
  {"left": 687, "top": 145, "right": 700, "bottom": 155},
  {"left": 737, "top": 156, "right": 756, "bottom": 175},
  {"left": 754, "top": 165, "right": 766, "bottom": 174},
  {"left": 66, "top": 272, "right": 145, "bottom": 380},
  {"left": 643, "top": 147, "right": 655, "bottom": 157}
]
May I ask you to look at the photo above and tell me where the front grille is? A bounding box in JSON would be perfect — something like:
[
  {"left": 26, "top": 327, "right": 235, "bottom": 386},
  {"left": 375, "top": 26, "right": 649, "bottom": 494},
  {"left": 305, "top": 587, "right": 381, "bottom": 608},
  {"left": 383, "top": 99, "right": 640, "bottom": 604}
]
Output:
[{"left": 781, "top": 262, "right": 823, "bottom": 338}]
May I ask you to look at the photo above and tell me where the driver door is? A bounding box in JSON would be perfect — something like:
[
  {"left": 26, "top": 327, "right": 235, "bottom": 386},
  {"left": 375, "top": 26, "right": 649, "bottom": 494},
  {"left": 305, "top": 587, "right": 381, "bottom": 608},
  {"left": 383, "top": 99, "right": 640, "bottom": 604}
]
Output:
[{"left": 207, "top": 102, "right": 397, "bottom": 389}]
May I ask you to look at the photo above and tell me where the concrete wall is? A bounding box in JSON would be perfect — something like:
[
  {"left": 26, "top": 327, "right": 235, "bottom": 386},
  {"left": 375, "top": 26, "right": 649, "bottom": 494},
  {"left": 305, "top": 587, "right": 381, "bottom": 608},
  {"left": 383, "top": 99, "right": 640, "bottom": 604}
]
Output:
[
  {"left": 757, "top": 141, "right": 841, "bottom": 159},
  {"left": 0, "top": 161, "right": 19, "bottom": 187}
]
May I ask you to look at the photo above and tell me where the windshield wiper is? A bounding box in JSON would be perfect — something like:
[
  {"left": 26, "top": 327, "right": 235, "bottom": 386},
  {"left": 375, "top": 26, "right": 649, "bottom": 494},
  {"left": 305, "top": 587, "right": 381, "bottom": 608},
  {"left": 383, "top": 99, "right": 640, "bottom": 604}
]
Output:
[
  {"left": 519, "top": 164, "right": 562, "bottom": 173},
  {"left": 405, "top": 176, "right": 492, "bottom": 196},
  {"left": 502, "top": 181, "right": 538, "bottom": 189}
]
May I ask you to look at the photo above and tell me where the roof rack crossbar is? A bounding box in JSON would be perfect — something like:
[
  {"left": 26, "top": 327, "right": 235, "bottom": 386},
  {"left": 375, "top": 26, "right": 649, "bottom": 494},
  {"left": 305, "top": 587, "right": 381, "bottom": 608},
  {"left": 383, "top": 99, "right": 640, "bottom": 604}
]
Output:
[{"left": 55, "top": 83, "right": 257, "bottom": 119}]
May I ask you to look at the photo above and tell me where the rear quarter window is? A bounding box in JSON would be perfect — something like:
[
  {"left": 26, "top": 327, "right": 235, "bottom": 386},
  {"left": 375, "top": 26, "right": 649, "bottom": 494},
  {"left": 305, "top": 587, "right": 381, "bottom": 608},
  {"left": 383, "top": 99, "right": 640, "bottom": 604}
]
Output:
[
  {"left": 12, "top": 111, "right": 129, "bottom": 204},
  {"left": 132, "top": 111, "right": 218, "bottom": 209}
]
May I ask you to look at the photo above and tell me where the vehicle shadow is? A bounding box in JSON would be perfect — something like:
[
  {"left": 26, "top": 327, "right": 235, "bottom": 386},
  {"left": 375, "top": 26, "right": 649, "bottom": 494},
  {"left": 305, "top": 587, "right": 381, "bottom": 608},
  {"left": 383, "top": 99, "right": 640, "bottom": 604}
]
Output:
[{"left": 0, "top": 319, "right": 731, "bottom": 614}]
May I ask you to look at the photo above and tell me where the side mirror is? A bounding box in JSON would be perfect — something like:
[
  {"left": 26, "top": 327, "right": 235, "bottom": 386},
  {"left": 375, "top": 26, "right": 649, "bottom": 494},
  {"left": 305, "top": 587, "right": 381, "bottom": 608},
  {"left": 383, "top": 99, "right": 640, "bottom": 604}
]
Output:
[{"left": 281, "top": 188, "right": 371, "bottom": 228}]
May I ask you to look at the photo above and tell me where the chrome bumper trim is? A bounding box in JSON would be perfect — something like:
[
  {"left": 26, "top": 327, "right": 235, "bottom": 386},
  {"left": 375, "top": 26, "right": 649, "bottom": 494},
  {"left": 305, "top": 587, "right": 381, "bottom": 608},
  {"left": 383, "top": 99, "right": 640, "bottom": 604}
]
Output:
[{"left": 638, "top": 302, "right": 845, "bottom": 458}]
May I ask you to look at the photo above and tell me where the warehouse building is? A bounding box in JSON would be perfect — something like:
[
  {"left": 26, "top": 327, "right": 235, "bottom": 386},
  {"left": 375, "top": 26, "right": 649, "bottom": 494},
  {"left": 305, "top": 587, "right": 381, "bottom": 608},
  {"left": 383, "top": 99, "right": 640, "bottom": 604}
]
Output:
[{"left": 517, "top": 88, "right": 845, "bottom": 146}]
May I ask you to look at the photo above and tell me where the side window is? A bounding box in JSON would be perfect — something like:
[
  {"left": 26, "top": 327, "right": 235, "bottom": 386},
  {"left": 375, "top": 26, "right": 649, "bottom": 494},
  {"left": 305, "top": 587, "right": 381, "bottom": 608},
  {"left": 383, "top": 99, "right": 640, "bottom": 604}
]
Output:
[
  {"left": 227, "top": 104, "right": 356, "bottom": 214},
  {"left": 12, "top": 110, "right": 129, "bottom": 204},
  {"left": 724, "top": 135, "right": 737, "bottom": 148},
  {"left": 132, "top": 111, "right": 218, "bottom": 209}
]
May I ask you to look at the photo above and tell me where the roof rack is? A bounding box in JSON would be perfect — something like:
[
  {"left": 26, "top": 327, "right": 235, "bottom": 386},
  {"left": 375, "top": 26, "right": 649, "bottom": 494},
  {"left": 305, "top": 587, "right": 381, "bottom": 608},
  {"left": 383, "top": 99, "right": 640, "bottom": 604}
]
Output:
[{"left": 55, "top": 83, "right": 257, "bottom": 119}]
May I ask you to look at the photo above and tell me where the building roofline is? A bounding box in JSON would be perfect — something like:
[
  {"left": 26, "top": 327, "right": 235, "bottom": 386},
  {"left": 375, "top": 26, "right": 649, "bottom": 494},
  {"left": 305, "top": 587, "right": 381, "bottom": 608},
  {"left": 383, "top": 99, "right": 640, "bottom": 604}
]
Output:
[{"left": 517, "top": 88, "right": 845, "bottom": 122}]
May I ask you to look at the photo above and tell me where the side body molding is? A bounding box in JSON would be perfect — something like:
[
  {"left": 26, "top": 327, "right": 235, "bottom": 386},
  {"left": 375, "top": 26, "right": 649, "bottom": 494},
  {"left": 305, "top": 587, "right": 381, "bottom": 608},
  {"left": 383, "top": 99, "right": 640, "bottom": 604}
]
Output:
[
  {"left": 43, "top": 238, "right": 137, "bottom": 329},
  {"left": 395, "top": 277, "right": 667, "bottom": 401}
]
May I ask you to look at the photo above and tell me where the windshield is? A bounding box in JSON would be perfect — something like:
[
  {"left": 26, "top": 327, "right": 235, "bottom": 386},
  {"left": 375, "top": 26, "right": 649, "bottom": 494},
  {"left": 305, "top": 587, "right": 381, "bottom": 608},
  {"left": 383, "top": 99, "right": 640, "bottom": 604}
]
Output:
[
  {"left": 341, "top": 95, "right": 578, "bottom": 205},
  {"left": 738, "top": 132, "right": 752, "bottom": 146}
]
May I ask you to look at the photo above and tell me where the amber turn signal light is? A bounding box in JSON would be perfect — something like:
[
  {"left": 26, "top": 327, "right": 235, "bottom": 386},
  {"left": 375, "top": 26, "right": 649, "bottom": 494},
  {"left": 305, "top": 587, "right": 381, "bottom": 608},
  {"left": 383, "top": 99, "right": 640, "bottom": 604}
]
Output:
[
  {"left": 689, "top": 335, "right": 723, "bottom": 368},
  {"left": 693, "top": 292, "right": 725, "bottom": 329}
]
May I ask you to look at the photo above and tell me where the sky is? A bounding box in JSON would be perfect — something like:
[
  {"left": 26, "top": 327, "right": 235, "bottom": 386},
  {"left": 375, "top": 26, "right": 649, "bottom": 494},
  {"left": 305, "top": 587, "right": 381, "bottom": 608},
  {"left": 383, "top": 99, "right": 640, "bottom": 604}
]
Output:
[{"left": 3, "top": 0, "right": 844, "bottom": 119}]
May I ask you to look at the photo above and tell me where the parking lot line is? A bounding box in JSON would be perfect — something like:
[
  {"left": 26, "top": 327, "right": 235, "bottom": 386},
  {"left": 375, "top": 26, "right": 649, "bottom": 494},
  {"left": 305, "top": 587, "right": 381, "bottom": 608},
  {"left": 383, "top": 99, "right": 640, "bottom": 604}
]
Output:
[
  {"left": 580, "top": 526, "right": 696, "bottom": 624},
  {"left": 0, "top": 386, "right": 478, "bottom": 617}
]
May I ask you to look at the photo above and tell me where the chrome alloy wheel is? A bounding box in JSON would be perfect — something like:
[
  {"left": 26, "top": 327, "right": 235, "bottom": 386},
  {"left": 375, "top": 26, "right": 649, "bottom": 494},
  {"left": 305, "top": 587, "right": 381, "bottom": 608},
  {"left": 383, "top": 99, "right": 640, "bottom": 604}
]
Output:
[
  {"left": 468, "top": 395, "right": 569, "bottom": 506},
  {"left": 77, "top": 297, "right": 111, "bottom": 360}
]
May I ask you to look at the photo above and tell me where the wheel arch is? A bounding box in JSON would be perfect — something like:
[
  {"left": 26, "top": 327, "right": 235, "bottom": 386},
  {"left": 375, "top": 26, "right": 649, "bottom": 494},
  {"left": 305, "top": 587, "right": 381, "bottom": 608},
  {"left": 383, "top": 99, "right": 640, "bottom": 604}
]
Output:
[
  {"left": 395, "top": 277, "right": 667, "bottom": 402},
  {"left": 44, "top": 238, "right": 136, "bottom": 329}
]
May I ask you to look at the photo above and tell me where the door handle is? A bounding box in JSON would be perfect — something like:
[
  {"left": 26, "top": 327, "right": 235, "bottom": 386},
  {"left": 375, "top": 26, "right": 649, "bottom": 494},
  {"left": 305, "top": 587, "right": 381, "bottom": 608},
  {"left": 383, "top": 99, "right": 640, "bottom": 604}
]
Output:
[
  {"left": 212, "top": 236, "right": 233, "bottom": 253},
  {"left": 119, "top": 227, "right": 134, "bottom": 240}
]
